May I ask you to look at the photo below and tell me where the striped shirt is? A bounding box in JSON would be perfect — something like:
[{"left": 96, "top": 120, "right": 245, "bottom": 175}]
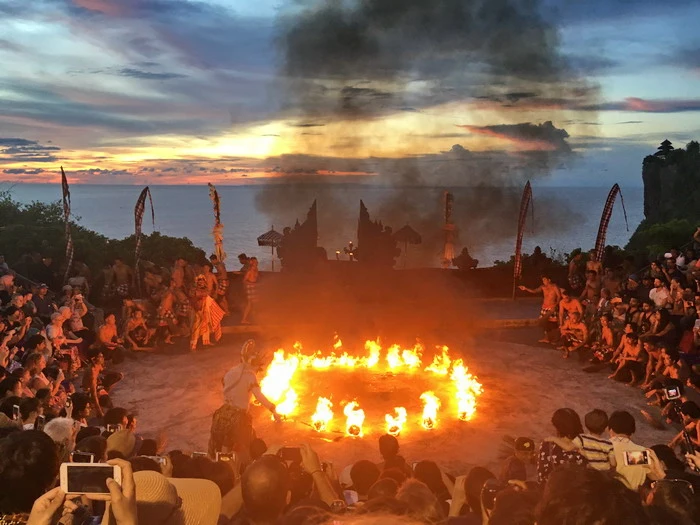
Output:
[{"left": 574, "top": 434, "right": 614, "bottom": 471}]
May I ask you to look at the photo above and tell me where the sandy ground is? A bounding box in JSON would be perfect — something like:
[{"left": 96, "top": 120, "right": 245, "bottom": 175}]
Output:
[{"left": 108, "top": 326, "right": 675, "bottom": 477}]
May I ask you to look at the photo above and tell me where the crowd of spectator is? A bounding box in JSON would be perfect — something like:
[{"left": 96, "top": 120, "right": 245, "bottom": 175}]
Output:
[{"left": 1, "top": 241, "right": 700, "bottom": 524}]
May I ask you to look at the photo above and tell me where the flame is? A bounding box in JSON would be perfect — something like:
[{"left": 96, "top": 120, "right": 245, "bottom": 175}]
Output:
[
  {"left": 385, "top": 407, "right": 407, "bottom": 436},
  {"left": 344, "top": 401, "right": 365, "bottom": 437},
  {"left": 425, "top": 346, "right": 451, "bottom": 375},
  {"left": 364, "top": 340, "right": 381, "bottom": 368},
  {"left": 260, "top": 350, "right": 299, "bottom": 418},
  {"left": 257, "top": 338, "right": 483, "bottom": 434},
  {"left": 386, "top": 344, "right": 403, "bottom": 370},
  {"left": 420, "top": 391, "right": 441, "bottom": 430},
  {"left": 311, "top": 397, "right": 334, "bottom": 432}
]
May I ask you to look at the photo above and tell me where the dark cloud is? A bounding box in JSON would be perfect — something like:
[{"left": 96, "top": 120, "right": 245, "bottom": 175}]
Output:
[
  {"left": 2, "top": 168, "right": 45, "bottom": 175},
  {"left": 118, "top": 68, "right": 187, "bottom": 80},
  {"left": 0, "top": 138, "right": 61, "bottom": 164},
  {"left": 582, "top": 98, "right": 700, "bottom": 113},
  {"left": 459, "top": 122, "right": 571, "bottom": 152},
  {"left": 672, "top": 46, "right": 700, "bottom": 72}
]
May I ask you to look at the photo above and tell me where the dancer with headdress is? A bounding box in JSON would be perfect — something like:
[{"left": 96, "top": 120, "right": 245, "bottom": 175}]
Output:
[
  {"left": 190, "top": 274, "right": 225, "bottom": 351},
  {"left": 208, "top": 339, "right": 280, "bottom": 460}
]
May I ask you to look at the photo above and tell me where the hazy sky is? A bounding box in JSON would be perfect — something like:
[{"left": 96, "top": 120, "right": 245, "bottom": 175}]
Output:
[{"left": 1, "top": 0, "right": 699, "bottom": 186}]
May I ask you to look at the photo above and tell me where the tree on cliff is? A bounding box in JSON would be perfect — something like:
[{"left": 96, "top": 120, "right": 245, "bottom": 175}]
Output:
[{"left": 627, "top": 140, "right": 700, "bottom": 256}]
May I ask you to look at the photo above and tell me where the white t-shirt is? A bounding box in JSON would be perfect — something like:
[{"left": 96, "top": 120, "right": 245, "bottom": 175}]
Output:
[{"left": 649, "top": 287, "right": 670, "bottom": 308}]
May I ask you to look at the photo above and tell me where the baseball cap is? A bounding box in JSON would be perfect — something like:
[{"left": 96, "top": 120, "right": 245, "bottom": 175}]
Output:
[
  {"left": 628, "top": 274, "right": 639, "bottom": 283},
  {"left": 514, "top": 437, "right": 535, "bottom": 452},
  {"left": 610, "top": 297, "right": 623, "bottom": 305},
  {"left": 38, "top": 283, "right": 48, "bottom": 289}
]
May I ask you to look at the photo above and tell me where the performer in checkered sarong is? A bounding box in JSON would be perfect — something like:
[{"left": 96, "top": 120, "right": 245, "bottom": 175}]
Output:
[
  {"left": 208, "top": 340, "right": 280, "bottom": 461},
  {"left": 210, "top": 253, "right": 230, "bottom": 316},
  {"left": 190, "top": 275, "right": 224, "bottom": 351}
]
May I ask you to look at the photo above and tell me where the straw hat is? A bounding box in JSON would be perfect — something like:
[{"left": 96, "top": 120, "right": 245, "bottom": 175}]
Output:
[
  {"left": 106, "top": 429, "right": 136, "bottom": 458},
  {"left": 133, "top": 471, "right": 221, "bottom": 525}
]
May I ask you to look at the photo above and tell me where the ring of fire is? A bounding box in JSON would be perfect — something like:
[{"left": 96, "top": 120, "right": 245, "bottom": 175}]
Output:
[{"left": 258, "top": 338, "right": 483, "bottom": 437}]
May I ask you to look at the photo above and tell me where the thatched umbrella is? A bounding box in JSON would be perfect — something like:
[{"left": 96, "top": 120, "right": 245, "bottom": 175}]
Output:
[
  {"left": 393, "top": 225, "right": 422, "bottom": 268},
  {"left": 257, "top": 227, "right": 284, "bottom": 271}
]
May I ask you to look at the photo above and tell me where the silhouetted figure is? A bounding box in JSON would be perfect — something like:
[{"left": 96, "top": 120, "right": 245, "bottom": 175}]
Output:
[
  {"left": 356, "top": 201, "right": 400, "bottom": 268},
  {"left": 453, "top": 248, "right": 478, "bottom": 270}
]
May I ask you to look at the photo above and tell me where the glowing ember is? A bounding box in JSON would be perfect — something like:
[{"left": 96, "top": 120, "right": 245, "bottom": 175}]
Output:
[
  {"left": 257, "top": 338, "right": 483, "bottom": 435},
  {"left": 311, "top": 397, "right": 334, "bottom": 432},
  {"left": 451, "top": 359, "right": 483, "bottom": 421},
  {"left": 420, "top": 391, "right": 441, "bottom": 430},
  {"left": 344, "top": 401, "right": 365, "bottom": 437},
  {"left": 385, "top": 407, "right": 407, "bottom": 436}
]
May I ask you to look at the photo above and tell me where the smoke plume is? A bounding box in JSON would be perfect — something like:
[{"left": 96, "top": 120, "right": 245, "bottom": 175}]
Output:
[{"left": 255, "top": 0, "right": 598, "bottom": 265}]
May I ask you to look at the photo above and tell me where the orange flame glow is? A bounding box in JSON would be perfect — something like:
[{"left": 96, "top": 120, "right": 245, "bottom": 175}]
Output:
[
  {"left": 385, "top": 407, "right": 408, "bottom": 436},
  {"left": 344, "top": 401, "right": 365, "bottom": 437},
  {"left": 451, "top": 359, "right": 483, "bottom": 421},
  {"left": 258, "top": 339, "right": 482, "bottom": 434},
  {"left": 420, "top": 391, "right": 441, "bottom": 430},
  {"left": 311, "top": 397, "right": 334, "bottom": 432}
]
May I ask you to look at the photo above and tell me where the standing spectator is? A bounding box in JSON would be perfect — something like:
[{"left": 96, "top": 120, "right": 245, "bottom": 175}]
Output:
[{"left": 608, "top": 410, "right": 665, "bottom": 491}]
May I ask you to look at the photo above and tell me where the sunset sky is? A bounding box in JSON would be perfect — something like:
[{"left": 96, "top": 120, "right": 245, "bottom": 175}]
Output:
[{"left": 1, "top": 0, "right": 699, "bottom": 186}]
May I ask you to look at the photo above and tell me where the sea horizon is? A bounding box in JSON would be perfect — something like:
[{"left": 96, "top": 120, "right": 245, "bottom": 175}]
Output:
[{"left": 2, "top": 183, "right": 644, "bottom": 269}]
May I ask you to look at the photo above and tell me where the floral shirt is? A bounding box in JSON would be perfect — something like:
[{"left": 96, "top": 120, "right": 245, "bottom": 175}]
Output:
[{"left": 537, "top": 439, "right": 587, "bottom": 484}]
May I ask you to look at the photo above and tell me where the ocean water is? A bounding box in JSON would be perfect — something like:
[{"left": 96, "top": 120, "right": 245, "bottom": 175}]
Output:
[{"left": 3, "top": 183, "right": 644, "bottom": 270}]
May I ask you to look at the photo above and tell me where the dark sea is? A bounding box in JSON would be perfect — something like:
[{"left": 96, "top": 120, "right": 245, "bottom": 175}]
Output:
[{"left": 3, "top": 184, "right": 644, "bottom": 269}]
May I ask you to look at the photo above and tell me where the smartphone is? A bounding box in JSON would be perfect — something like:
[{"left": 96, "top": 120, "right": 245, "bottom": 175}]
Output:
[
  {"left": 216, "top": 452, "right": 235, "bottom": 462},
  {"left": 105, "top": 424, "right": 122, "bottom": 434},
  {"left": 278, "top": 447, "right": 302, "bottom": 463},
  {"left": 664, "top": 386, "right": 682, "bottom": 401},
  {"left": 71, "top": 451, "right": 95, "bottom": 463},
  {"left": 695, "top": 319, "right": 700, "bottom": 330},
  {"left": 192, "top": 452, "right": 208, "bottom": 459},
  {"left": 623, "top": 450, "right": 650, "bottom": 466},
  {"left": 65, "top": 397, "right": 73, "bottom": 409},
  {"left": 343, "top": 490, "right": 359, "bottom": 507},
  {"left": 12, "top": 405, "right": 20, "bottom": 421},
  {"left": 145, "top": 456, "right": 167, "bottom": 466},
  {"left": 36, "top": 415, "right": 46, "bottom": 431},
  {"left": 60, "top": 463, "right": 121, "bottom": 496}
]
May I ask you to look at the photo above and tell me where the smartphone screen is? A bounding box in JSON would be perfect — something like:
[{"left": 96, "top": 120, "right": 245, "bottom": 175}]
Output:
[
  {"left": 65, "top": 398, "right": 73, "bottom": 408},
  {"left": 665, "top": 387, "right": 681, "bottom": 400},
  {"left": 36, "top": 415, "right": 46, "bottom": 431},
  {"left": 71, "top": 452, "right": 95, "bottom": 463},
  {"left": 145, "top": 456, "right": 167, "bottom": 466},
  {"left": 278, "top": 447, "right": 302, "bottom": 463},
  {"left": 624, "top": 450, "right": 649, "bottom": 466},
  {"left": 12, "top": 405, "right": 20, "bottom": 421},
  {"left": 216, "top": 452, "right": 235, "bottom": 462},
  {"left": 65, "top": 465, "right": 115, "bottom": 494},
  {"left": 105, "top": 424, "right": 122, "bottom": 434},
  {"left": 192, "top": 452, "right": 208, "bottom": 459}
]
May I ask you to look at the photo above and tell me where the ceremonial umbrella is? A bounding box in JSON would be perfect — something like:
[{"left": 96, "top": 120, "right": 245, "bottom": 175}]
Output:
[
  {"left": 393, "top": 225, "right": 422, "bottom": 268},
  {"left": 257, "top": 227, "right": 284, "bottom": 271}
]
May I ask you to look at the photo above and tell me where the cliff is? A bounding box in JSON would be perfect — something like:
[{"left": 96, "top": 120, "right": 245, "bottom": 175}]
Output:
[{"left": 626, "top": 140, "right": 700, "bottom": 255}]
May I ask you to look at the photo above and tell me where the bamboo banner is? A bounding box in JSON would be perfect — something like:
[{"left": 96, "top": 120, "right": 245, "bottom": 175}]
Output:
[
  {"left": 208, "top": 183, "right": 226, "bottom": 262},
  {"left": 61, "top": 167, "right": 74, "bottom": 285},
  {"left": 594, "top": 183, "right": 629, "bottom": 264},
  {"left": 134, "top": 187, "right": 155, "bottom": 296},
  {"left": 513, "top": 181, "right": 533, "bottom": 298}
]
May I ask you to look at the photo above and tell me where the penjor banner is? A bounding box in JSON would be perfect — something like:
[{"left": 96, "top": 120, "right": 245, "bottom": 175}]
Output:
[
  {"left": 594, "top": 183, "right": 629, "bottom": 264},
  {"left": 513, "top": 181, "right": 533, "bottom": 296},
  {"left": 134, "top": 187, "right": 155, "bottom": 296},
  {"left": 208, "top": 183, "right": 226, "bottom": 262},
  {"left": 60, "top": 167, "right": 74, "bottom": 284}
]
